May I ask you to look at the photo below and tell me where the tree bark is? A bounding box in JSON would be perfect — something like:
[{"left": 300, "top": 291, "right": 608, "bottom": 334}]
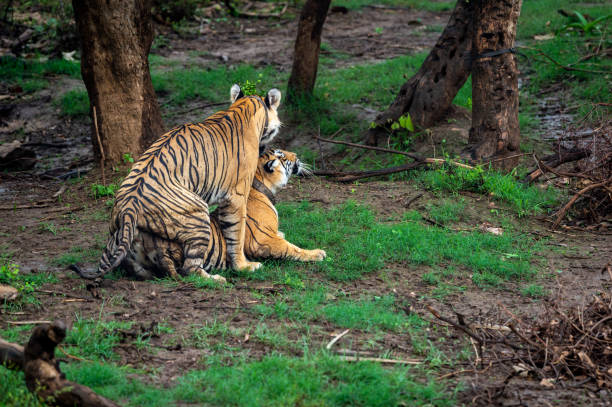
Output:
[
  {"left": 366, "top": 0, "right": 473, "bottom": 145},
  {"left": 466, "top": 0, "right": 522, "bottom": 170},
  {"left": 72, "top": 0, "right": 163, "bottom": 164},
  {"left": 286, "top": 0, "right": 331, "bottom": 104},
  {"left": 1, "top": 321, "right": 121, "bottom": 407}
]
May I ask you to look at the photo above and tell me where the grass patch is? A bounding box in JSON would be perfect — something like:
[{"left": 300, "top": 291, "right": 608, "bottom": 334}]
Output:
[
  {"left": 518, "top": 0, "right": 612, "bottom": 39},
  {"left": 64, "top": 316, "right": 133, "bottom": 361},
  {"left": 244, "top": 201, "right": 545, "bottom": 287},
  {"left": 175, "top": 353, "right": 453, "bottom": 407},
  {"left": 152, "top": 64, "right": 279, "bottom": 106},
  {"left": 0, "top": 56, "right": 80, "bottom": 93},
  {"left": 412, "top": 165, "right": 561, "bottom": 216},
  {"left": 57, "top": 89, "right": 89, "bottom": 117},
  {"left": 427, "top": 198, "right": 467, "bottom": 225},
  {"left": 54, "top": 245, "right": 101, "bottom": 267},
  {"left": 334, "top": 0, "right": 455, "bottom": 12},
  {"left": 322, "top": 295, "right": 416, "bottom": 332},
  {"left": 0, "top": 253, "right": 58, "bottom": 309}
]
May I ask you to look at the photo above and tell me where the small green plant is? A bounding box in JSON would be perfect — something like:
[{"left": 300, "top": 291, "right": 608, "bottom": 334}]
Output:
[
  {"left": 38, "top": 221, "right": 58, "bottom": 236},
  {"left": 240, "top": 75, "right": 264, "bottom": 97},
  {"left": 91, "top": 183, "right": 118, "bottom": 199},
  {"left": 521, "top": 284, "right": 547, "bottom": 298},
  {"left": 390, "top": 114, "right": 414, "bottom": 132},
  {"left": 558, "top": 11, "right": 612, "bottom": 34},
  {"left": 122, "top": 153, "right": 134, "bottom": 164}
]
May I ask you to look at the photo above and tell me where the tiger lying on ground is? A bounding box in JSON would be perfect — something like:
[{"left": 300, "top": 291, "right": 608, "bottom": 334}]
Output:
[
  {"left": 121, "top": 149, "right": 326, "bottom": 283},
  {"left": 73, "top": 85, "right": 282, "bottom": 282}
]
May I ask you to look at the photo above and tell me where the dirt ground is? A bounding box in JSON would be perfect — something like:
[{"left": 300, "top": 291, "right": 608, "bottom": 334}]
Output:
[{"left": 1, "top": 5, "right": 611, "bottom": 406}]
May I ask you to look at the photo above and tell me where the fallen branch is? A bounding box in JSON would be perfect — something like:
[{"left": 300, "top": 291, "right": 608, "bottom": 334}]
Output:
[
  {"left": 0, "top": 321, "right": 121, "bottom": 406},
  {"left": 7, "top": 320, "right": 52, "bottom": 325},
  {"left": 315, "top": 136, "right": 474, "bottom": 169},
  {"left": 338, "top": 355, "right": 422, "bottom": 365},
  {"left": 0, "top": 338, "right": 24, "bottom": 370},
  {"left": 552, "top": 176, "right": 612, "bottom": 228},
  {"left": 523, "top": 148, "right": 588, "bottom": 183},
  {"left": 326, "top": 329, "right": 350, "bottom": 350},
  {"left": 0, "top": 200, "right": 54, "bottom": 211}
]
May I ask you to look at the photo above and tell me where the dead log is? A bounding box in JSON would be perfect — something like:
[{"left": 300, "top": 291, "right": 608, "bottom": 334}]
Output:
[
  {"left": 0, "top": 140, "right": 36, "bottom": 171},
  {"left": 0, "top": 338, "right": 24, "bottom": 370},
  {"left": 0, "top": 321, "right": 121, "bottom": 407}
]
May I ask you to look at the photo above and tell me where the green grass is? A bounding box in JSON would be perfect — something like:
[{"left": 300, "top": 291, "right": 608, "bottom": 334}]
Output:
[
  {"left": 518, "top": 0, "right": 612, "bottom": 39},
  {"left": 412, "top": 165, "right": 561, "bottom": 216},
  {"left": 64, "top": 316, "right": 133, "bottom": 361},
  {"left": 57, "top": 89, "right": 90, "bottom": 117},
  {"left": 427, "top": 198, "right": 467, "bottom": 225},
  {"left": 152, "top": 64, "right": 279, "bottom": 106},
  {"left": 0, "top": 253, "right": 58, "bottom": 309},
  {"left": 54, "top": 245, "right": 101, "bottom": 267},
  {"left": 322, "top": 295, "right": 415, "bottom": 332},
  {"left": 333, "top": 0, "right": 455, "bottom": 12},
  {"left": 0, "top": 56, "right": 80, "bottom": 93},
  {"left": 174, "top": 353, "right": 453, "bottom": 407},
  {"left": 240, "top": 200, "right": 546, "bottom": 288}
]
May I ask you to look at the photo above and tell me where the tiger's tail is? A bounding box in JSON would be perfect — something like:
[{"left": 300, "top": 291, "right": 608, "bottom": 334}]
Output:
[{"left": 70, "top": 210, "right": 137, "bottom": 280}]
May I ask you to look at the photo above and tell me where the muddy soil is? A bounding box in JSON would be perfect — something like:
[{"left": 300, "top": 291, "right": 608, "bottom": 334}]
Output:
[{"left": 1, "top": 5, "right": 611, "bottom": 407}]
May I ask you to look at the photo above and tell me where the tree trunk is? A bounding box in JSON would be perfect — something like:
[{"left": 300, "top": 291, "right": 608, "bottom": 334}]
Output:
[
  {"left": 73, "top": 0, "right": 163, "bottom": 164},
  {"left": 286, "top": 0, "right": 331, "bottom": 104},
  {"left": 366, "top": 0, "right": 473, "bottom": 145},
  {"left": 466, "top": 0, "right": 522, "bottom": 170}
]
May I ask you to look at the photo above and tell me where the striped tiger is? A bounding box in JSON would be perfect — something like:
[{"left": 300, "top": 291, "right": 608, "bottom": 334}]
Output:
[
  {"left": 73, "top": 84, "right": 282, "bottom": 281},
  {"left": 121, "top": 149, "right": 326, "bottom": 282}
]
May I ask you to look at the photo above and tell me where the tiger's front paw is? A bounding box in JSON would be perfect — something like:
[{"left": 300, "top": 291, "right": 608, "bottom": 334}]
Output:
[
  {"left": 302, "top": 249, "right": 326, "bottom": 261},
  {"left": 312, "top": 249, "right": 326, "bottom": 261},
  {"left": 197, "top": 268, "right": 227, "bottom": 284},
  {"left": 210, "top": 274, "right": 227, "bottom": 284},
  {"left": 236, "top": 261, "right": 262, "bottom": 272}
]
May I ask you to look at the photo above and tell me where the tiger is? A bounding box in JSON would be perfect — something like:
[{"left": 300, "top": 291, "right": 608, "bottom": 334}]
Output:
[
  {"left": 121, "top": 149, "right": 327, "bottom": 282},
  {"left": 72, "top": 84, "right": 282, "bottom": 281}
]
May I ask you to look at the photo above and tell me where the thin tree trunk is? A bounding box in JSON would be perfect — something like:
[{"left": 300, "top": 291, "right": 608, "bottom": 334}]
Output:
[
  {"left": 467, "top": 0, "right": 522, "bottom": 170},
  {"left": 286, "top": 0, "right": 331, "bottom": 104},
  {"left": 366, "top": 0, "right": 473, "bottom": 145},
  {"left": 73, "top": 0, "right": 163, "bottom": 164}
]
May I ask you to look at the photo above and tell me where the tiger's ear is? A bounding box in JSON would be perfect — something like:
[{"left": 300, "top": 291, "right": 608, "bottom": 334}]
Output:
[
  {"left": 230, "top": 84, "right": 244, "bottom": 103},
  {"left": 264, "top": 160, "right": 278, "bottom": 173},
  {"left": 265, "top": 89, "right": 281, "bottom": 111}
]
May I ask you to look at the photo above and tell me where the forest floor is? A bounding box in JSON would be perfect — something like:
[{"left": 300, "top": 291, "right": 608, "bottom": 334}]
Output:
[{"left": 1, "top": 1, "right": 611, "bottom": 406}]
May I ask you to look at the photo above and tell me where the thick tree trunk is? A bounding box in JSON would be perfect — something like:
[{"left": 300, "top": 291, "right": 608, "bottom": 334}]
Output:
[
  {"left": 73, "top": 0, "right": 163, "bottom": 164},
  {"left": 466, "top": 0, "right": 522, "bottom": 170},
  {"left": 286, "top": 0, "right": 331, "bottom": 104},
  {"left": 366, "top": 0, "right": 473, "bottom": 145}
]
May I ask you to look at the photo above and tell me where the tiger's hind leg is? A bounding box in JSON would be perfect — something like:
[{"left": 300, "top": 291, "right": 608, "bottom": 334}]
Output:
[{"left": 138, "top": 185, "right": 212, "bottom": 276}]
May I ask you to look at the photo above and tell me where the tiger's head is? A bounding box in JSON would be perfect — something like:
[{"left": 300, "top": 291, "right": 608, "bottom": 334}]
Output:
[
  {"left": 230, "top": 84, "right": 282, "bottom": 146},
  {"left": 257, "top": 149, "right": 310, "bottom": 194}
]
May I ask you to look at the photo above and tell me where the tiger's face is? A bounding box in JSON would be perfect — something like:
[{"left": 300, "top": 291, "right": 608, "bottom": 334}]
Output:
[
  {"left": 230, "top": 84, "right": 282, "bottom": 146},
  {"left": 260, "top": 149, "right": 310, "bottom": 193}
]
